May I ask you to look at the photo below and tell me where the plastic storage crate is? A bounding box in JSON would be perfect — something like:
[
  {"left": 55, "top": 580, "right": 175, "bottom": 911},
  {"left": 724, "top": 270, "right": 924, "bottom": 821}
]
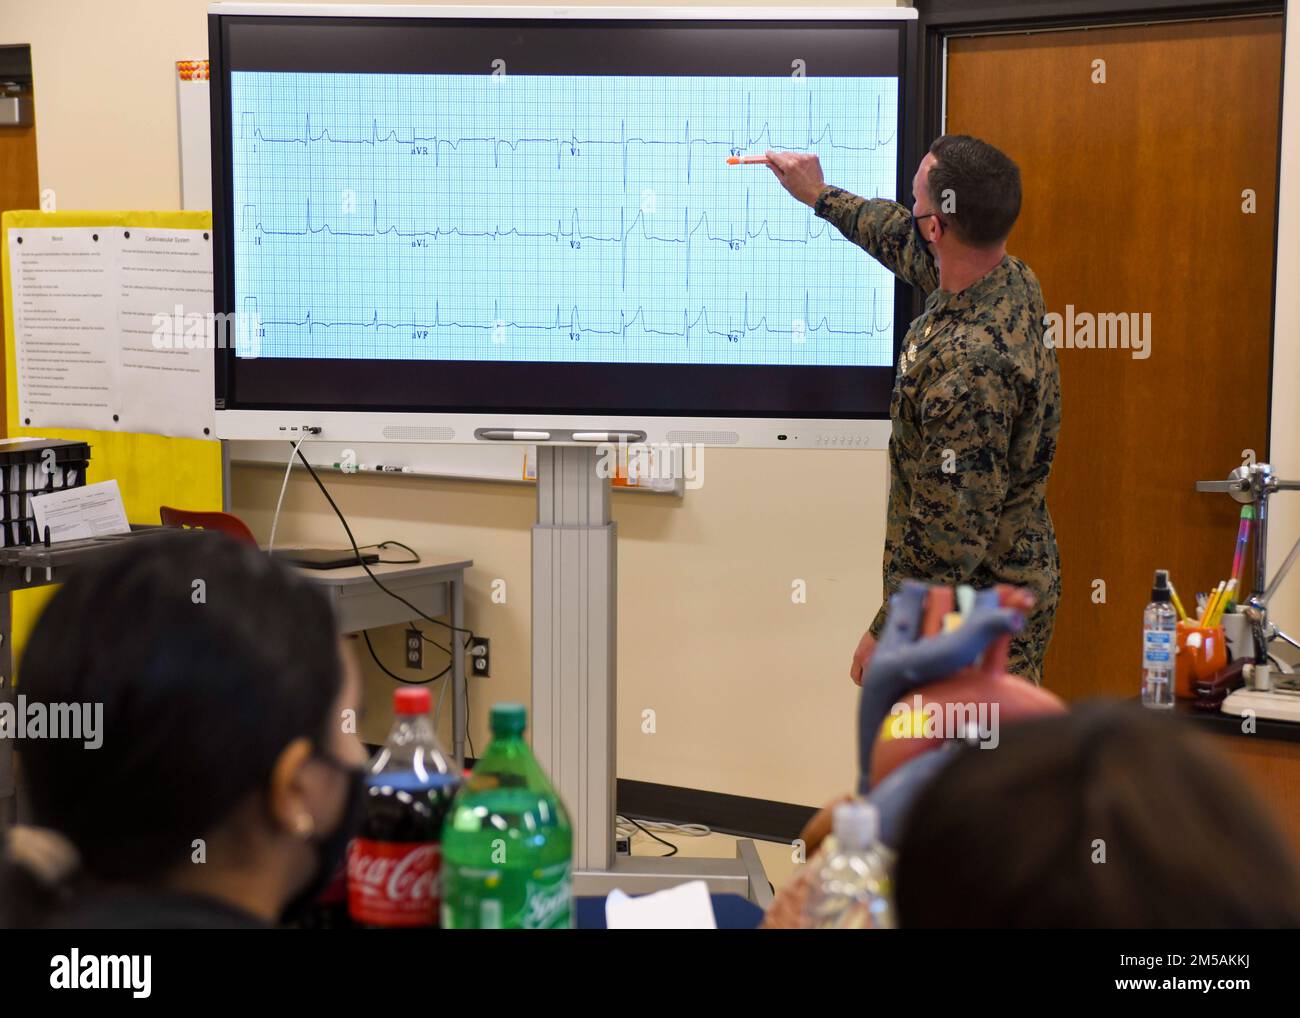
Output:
[{"left": 0, "top": 438, "right": 92, "bottom": 546}]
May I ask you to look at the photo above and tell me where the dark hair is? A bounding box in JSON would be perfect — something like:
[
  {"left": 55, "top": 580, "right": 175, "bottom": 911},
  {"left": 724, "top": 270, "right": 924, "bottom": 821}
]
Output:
[
  {"left": 925, "top": 134, "right": 1022, "bottom": 247},
  {"left": 14, "top": 531, "right": 343, "bottom": 883},
  {"left": 894, "top": 701, "right": 1300, "bottom": 928}
]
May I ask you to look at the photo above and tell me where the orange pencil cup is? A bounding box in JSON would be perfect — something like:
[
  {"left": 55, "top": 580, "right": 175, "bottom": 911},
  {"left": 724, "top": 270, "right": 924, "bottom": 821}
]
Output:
[{"left": 1174, "top": 621, "right": 1227, "bottom": 698}]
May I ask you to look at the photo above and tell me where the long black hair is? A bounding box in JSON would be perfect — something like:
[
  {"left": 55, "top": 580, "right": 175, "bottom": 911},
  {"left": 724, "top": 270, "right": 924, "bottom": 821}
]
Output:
[
  {"left": 6, "top": 531, "right": 343, "bottom": 892},
  {"left": 894, "top": 700, "right": 1300, "bottom": 928}
]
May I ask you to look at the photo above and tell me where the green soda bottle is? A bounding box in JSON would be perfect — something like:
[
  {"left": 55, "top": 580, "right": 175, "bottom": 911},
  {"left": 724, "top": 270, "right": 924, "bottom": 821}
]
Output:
[{"left": 440, "top": 703, "right": 574, "bottom": 929}]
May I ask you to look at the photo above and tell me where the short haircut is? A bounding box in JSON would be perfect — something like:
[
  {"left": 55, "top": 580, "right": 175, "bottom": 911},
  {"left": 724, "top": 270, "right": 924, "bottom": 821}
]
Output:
[{"left": 925, "top": 134, "right": 1022, "bottom": 248}]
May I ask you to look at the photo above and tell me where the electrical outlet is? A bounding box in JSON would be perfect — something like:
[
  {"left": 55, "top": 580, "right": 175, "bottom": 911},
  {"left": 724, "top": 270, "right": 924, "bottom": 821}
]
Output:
[
  {"left": 405, "top": 628, "right": 422, "bottom": 670},
  {"left": 470, "top": 637, "right": 490, "bottom": 677}
]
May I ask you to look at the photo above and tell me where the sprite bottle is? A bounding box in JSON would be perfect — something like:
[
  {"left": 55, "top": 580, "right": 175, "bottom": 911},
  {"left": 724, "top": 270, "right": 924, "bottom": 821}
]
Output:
[{"left": 440, "top": 703, "right": 574, "bottom": 928}]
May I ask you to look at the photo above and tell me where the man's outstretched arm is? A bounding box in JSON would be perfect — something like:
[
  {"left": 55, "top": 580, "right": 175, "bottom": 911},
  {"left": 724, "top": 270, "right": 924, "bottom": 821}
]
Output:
[{"left": 765, "top": 149, "right": 939, "bottom": 295}]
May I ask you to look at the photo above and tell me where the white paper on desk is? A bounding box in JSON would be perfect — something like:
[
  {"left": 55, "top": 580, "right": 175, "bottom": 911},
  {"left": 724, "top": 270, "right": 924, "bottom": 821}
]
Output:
[
  {"left": 605, "top": 880, "right": 717, "bottom": 930},
  {"left": 30, "top": 480, "right": 130, "bottom": 543},
  {"left": 7, "top": 227, "right": 120, "bottom": 430},
  {"left": 115, "top": 228, "right": 215, "bottom": 439}
]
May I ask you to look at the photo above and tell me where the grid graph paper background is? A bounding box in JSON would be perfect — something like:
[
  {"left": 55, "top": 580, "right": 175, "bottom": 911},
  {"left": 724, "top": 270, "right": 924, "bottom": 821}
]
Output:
[{"left": 230, "top": 72, "right": 898, "bottom": 367}]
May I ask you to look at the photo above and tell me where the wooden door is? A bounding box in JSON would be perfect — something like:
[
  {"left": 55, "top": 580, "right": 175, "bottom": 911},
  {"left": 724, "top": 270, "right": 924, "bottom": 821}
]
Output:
[{"left": 946, "top": 17, "right": 1283, "bottom": 700}]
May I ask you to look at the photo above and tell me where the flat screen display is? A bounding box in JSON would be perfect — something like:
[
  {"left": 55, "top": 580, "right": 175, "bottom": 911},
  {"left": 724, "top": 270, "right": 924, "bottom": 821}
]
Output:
[{"left": 210, "top": 10, "right": 914, "bottom": 425}]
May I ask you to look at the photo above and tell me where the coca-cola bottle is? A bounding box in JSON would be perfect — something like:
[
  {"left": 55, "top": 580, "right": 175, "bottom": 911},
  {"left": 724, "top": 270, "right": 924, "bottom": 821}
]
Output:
[{"left": 347, "top": 687, "right": 459, "bottom": 928}]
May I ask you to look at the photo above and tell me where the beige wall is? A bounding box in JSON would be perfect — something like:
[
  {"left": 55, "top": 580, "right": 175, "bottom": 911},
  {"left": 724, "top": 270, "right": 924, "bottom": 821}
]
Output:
[
  {"left": 2, "top": 0, "right": 901, "bottom": 809},
  {"left": 237, "top": 446, "right": 885, "bottom": 805}
]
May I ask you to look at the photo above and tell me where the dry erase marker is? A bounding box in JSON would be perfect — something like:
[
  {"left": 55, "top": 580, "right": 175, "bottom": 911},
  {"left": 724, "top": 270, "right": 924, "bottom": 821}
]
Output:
[{"left": 726, "top": 155, "right": 770, "bottom": 165}]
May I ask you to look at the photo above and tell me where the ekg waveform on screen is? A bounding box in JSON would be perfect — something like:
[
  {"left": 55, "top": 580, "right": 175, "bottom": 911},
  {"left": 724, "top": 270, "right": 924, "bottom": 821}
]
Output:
[{"left": 230, "top": 72, "right": 899, "bottom": 367}]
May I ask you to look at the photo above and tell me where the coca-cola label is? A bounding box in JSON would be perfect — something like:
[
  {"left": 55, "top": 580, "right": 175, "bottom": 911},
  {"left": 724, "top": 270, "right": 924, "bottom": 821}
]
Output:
[{"left": 347, "top": 839, "right": 440, "bottom": 927}]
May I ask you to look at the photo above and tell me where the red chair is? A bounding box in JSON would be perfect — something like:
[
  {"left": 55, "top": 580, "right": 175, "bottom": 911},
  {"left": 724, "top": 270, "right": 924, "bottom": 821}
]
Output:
[{"left": 159, "top": 506, "right": 258, "bottom": 546}]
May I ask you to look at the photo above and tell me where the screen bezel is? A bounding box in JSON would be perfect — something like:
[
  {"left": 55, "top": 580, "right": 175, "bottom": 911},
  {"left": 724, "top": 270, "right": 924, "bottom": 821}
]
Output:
[{"left": 209, "top": 5, "right": 918, "bottom": 442}]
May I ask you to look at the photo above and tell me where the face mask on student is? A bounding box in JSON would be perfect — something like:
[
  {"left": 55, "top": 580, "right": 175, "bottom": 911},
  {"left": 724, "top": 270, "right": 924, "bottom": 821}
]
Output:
[{"left": 279, "top": 753, "right": 367, "bottom": 924}]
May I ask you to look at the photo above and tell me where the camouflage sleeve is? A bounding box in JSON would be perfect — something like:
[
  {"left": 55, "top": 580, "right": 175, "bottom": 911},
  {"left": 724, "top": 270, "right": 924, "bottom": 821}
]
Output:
[
  {"left": 887, "top": 350, "right": 1018, "bottom": 604},
  {"left": 813, "top": 188, "right": 939, "bottom": 295},
  {"left": 868, "top": 601, "right": 889, "bottom": 641},
  {"left": 867, "top": 477, "right": 909, "bottom": 640}
]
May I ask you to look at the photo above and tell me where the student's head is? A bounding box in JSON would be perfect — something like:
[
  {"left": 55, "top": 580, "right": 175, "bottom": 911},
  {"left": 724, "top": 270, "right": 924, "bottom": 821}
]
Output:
[
  {"left": 14, "top": 531, "right": 367, "bottom": 923},
  {"left": 893, "top": 701, "right": 1300, "bottom": 928},
  {"left": 911, "top": 134, "right": 1021, "bottom": 257}
]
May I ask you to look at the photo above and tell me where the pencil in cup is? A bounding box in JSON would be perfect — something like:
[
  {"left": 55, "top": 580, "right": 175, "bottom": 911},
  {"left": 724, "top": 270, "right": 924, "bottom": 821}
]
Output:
[
  {"left": 1210, "top": 579, "right": 1237, "bottom": 627},
  {"left": 1167, "top": 580, "right": 1189, "bottom": 622},
  {"left": 1199, "top": 581, "right": 1225, "bottom": 627}
]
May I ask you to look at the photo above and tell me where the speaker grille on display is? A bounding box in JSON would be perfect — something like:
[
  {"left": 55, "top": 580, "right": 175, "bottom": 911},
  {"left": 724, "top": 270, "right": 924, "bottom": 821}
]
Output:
[
  {"left": 381, "top": 425, "right": 456, "bottom": 441},
  {"left": 665, "top": 430, "right": 740, "bottom": 445}
]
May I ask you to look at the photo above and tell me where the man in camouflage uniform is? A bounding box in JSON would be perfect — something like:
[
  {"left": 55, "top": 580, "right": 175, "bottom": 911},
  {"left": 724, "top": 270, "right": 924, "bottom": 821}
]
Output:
[{"left": 766, "top": 135, "right": 1061, "bottom": 686}]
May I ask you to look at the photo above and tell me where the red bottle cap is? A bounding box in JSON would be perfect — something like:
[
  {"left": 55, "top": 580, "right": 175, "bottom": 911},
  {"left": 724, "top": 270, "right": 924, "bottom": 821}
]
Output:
[{"left": 394, "top": 688, "right": 431, "bottom": 715}]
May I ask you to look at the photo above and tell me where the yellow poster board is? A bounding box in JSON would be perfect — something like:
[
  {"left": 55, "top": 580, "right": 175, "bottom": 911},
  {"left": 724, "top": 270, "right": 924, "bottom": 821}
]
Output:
[{"left": 1, "top": 210, "right": 223, "bottom": 663}]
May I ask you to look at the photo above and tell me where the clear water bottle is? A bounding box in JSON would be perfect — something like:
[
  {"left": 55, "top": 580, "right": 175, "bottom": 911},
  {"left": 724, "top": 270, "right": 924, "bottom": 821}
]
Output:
[
  {"left": 1142, "top": 569, "right": 1178, "bottom": 709},
  {"left": 802, "top": 800, "right": 895, "bottom": 929}
]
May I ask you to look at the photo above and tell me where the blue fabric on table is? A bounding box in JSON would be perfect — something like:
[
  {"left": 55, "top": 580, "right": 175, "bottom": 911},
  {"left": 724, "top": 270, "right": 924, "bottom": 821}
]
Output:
[{"left": 575, "top": 893, "right": 763, "bottom": 930}]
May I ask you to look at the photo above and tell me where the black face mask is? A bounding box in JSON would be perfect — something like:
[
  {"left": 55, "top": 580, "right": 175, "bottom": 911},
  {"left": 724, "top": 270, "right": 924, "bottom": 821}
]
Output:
[
  {"left": 279, "top": 755, "right": 367, "bottom": 925},
  {"left": 912, "top": 212, "right": 937, "bottom": 253}
]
